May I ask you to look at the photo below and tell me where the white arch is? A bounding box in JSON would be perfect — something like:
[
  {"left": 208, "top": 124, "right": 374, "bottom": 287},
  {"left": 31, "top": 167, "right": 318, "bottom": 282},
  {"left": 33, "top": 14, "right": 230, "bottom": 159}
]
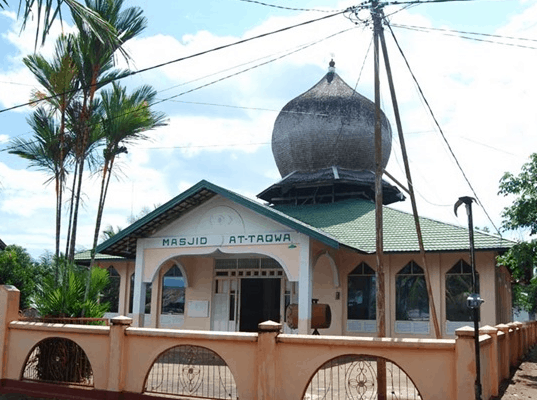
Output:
[
  {"left": 312, "top": 250, "right": 340, "bottom": 288},
  {"left": 149, "top": 246, "right": 293, "bottom": 283},
  {"left": 149, "top": 257, "right": 189, "bottom": 287}
]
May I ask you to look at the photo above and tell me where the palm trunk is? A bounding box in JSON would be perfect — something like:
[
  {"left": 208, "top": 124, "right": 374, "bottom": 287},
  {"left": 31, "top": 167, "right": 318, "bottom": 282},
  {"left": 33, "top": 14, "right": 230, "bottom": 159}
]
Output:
[
  {"left": 65, "top": 161, "right": 78, "bottom": 257},
  {"left": 89, "top": 156, "right": 112, "bottom": 268}
]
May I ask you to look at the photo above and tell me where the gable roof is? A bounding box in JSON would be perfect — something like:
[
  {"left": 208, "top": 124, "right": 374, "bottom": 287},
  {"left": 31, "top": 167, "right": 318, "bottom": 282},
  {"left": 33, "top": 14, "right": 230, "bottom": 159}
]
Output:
[
  {"left": 0, "top": 238, "right": 6, "bottom": 251},
  {"left": 95, "top": 180, "right": 513, "bottom": 259},
  {"left": 274, "top": 199, "right": 513, "bottom": 253},
  {"left": 95, "top": 180, "right": 340, "bottom": 258}
]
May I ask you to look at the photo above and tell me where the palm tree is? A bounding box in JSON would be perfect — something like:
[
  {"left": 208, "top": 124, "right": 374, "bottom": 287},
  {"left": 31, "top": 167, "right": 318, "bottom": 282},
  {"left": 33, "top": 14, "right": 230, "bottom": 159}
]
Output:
[
  {"left": 22, "top": 35, "right": 78, "bottom": 260},
  {"left": 0, "top": 0, "right": 118, "bottom": 49},
  {"left": 65, "top": 0, "right": 147, "bottom": 261},
  {"left": 89, "top": 82, "right": 166, "bottom": 268},
  {"left": 6, "top": 107, "right": 70, "bottom": 261}
]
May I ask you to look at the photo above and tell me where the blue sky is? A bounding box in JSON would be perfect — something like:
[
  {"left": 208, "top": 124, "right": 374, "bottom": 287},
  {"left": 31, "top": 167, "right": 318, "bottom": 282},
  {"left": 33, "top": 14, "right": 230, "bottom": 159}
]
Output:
[{"left": 1, "top": 0, "right": 537, "bottom": 258}]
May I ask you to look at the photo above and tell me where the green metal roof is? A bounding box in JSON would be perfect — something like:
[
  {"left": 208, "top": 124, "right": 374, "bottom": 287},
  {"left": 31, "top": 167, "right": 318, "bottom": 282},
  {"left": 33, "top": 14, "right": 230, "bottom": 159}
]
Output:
[
  {"left": 274, "top": 199, "right": 514, "bottom": 253},
  {"left": 95, "top": 180, "right": 340, "bottom": 258},
  {"left": 74, "top": 250, "right": 128, "bottom": 265},
  {"left": 93, "top": 180, "right": 513, "bottom": 260}
]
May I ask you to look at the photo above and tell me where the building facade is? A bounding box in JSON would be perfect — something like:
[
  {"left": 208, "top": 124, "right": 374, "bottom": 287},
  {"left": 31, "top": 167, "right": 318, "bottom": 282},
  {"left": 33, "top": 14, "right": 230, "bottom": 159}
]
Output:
[{"left": 87, "top": 62, "right": 513, "bottom": 338}]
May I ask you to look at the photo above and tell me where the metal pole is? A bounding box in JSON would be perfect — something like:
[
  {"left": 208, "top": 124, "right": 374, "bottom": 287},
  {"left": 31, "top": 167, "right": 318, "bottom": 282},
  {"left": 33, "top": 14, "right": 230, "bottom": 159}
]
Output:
[{"left": 455, "top": 196, "right": 483, "bottom": 400}]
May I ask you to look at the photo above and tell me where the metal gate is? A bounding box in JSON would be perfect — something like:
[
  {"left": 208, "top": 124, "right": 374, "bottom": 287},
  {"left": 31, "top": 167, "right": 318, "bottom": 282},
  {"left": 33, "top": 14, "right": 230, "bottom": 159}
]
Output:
[
  {"left": 144, "top": 345, "right": 238, "bottom": 399},
  {"left": 303, "top": 355, "right": 422, "bottom": 400}
]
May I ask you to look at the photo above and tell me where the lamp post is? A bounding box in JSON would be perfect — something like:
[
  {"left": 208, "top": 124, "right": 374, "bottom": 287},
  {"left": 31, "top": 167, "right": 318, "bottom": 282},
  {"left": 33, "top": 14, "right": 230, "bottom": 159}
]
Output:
[{"left": 454, "top": 196, "right": 485, "bottom": 400}]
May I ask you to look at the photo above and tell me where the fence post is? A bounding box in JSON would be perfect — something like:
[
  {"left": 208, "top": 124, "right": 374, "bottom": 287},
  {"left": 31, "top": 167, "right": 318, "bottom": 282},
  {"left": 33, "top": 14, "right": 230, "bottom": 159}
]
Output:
[
  {"left": 514, "top": 322, "right": 524, "bottom": 361},
  {"left": 496, "top": 324, "right": 510, "bottom": 381},
  {"left": 480, "top": 325, "right": 499, "bottom": 397},
  {"left": 507, "top": 322, "right": 517, "bottom": 367},
  {"left": 257, "top": 320, "right": 281, "bottom": 400},
  {"left": 455, "top": 326, "right": 477, "bottom": 400},
  {"left": 107, "top": 316, "right": 132, "bottom": 394},
  {"left": 0, "top": 285, "right": 20, "bottom": 380}
]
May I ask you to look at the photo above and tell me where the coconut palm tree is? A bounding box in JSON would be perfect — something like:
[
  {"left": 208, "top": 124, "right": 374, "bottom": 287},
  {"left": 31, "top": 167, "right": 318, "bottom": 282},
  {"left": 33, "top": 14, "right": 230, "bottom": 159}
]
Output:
[{"left": 89, "top": 82, "right": 166, "bottom": 268}]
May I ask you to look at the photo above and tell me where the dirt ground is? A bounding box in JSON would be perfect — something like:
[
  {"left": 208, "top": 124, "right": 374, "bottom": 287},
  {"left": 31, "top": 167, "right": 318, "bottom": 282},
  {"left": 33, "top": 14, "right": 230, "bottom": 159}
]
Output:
[{"left": 493, "top": 345, "right": 537, "bottom": 399}]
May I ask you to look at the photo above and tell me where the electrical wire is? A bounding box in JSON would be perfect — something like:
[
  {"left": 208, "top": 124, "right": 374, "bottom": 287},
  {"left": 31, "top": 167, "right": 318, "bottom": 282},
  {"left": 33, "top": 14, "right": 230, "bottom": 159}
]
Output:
[
  {"left": 393, "top": 23, "right": 537, "bottom": 50},
  {"left": 0, "top": 9, "right": 347, "bottom": 115},
  {"left": 237, "top": 0, "right": 348, "bottom": 13},
  {"left": 386, "top": 21, "right": 501, "bottom": 235}
]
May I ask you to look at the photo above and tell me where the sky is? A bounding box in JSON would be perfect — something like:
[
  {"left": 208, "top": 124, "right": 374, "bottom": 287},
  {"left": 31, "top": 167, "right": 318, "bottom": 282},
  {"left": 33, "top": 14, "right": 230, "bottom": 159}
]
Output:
[{"left": 0, "top": 0, "right": 536, "bottom": 258}]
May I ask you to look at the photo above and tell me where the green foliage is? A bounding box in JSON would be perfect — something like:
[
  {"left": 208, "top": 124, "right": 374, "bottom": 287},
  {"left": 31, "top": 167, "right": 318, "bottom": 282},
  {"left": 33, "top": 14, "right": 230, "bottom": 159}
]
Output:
[
  {"left": 0, "top": 245, "right": 50, "bottom": 309},
  {"left": 499, "top": 153, "right": 537, "bottom": 235},
  {"left": 33, "top": 259, "right": 110, "bottom": 318},
  {"left": 498, "top": 153, "right": 537, "bottom": 313}
]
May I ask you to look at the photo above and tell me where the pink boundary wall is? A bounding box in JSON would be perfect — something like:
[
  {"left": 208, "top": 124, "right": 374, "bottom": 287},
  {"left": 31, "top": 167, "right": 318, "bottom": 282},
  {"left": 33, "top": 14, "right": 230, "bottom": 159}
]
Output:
[{"left": 1, "top": 285, "right": 535, "bottom": 400}]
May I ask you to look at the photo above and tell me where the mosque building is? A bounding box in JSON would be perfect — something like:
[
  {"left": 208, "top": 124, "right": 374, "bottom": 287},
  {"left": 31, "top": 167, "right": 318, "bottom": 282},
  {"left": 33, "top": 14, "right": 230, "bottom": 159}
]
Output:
[{"left": 86, "top": 61, "right": 513, "bottom": 338}]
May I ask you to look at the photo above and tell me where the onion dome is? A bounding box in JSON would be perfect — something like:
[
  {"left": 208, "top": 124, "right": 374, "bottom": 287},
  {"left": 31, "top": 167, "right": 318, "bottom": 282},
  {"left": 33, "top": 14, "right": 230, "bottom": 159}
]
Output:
[
  {"left": 258, "top": 61, "right": 403, "bottom": 206},
  {"left": 272, "top": 60, "right": 392, "bottom": 177}
]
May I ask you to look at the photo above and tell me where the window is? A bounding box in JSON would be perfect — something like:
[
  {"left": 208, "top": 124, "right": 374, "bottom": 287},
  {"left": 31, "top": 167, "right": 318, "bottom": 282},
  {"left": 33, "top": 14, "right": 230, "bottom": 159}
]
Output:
[
  {"left": 446, "top": 260, "right": 479, "bottom": 322},
  {"left": 396, "top": 261, "right": 429, "bottom": 321},
  {"left": 128, "top": 273, "right": 152, "bottom": 314},
  {"left": 102, "top": 266, "right": 120, "bottom": 313},
  {"left": 161, "top": 265, "right": 185, "bottom": 314},
  {"left": 347, "top": 262, "right": 376, "bottom": 320}
]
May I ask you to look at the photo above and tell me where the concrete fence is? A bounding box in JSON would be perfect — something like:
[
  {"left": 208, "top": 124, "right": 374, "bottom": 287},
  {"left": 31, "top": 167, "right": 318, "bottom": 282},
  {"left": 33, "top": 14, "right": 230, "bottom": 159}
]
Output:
[{"left": 0, "top": 285, "right": 535, "bottom": 400}]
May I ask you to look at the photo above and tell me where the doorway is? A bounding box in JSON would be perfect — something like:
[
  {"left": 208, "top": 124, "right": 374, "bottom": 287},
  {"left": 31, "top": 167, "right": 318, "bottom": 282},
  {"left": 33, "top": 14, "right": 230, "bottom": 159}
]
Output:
[{"left": 239, "top": 278, "right": 281, "bottom": 332}]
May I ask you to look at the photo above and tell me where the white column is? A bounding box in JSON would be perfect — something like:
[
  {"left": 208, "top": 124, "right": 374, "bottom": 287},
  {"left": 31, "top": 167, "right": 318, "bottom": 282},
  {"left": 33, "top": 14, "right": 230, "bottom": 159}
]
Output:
[
  {"left": 132, "top": 239, "right": 146, "bottom": 327},
  {"left": 297, "top": 234, "right": 312, "bottom": 334}
]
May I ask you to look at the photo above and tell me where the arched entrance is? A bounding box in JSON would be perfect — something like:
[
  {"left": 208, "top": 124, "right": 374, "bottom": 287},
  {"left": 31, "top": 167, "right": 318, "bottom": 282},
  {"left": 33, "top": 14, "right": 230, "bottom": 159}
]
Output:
[{"left": 212, "top": 256, "right": 294, "bottom": 332}]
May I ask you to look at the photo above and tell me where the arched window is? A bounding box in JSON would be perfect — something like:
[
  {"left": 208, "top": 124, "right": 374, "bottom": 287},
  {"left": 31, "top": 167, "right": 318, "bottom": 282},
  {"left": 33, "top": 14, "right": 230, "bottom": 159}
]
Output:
[
  {"left": 396, "top": 261, "right": 429, "bottom": 322},
  {"left": 129, "top": 273, "right": 152, "bottom": 314},
  {"left": 161, "top": 265, "right": 185, "bottom": 315},
  {"left": 446, "top": 260, "right": 479, "bottom": 322},
  {"left": 347, "top": 262, "right": 376, "bottom": 320},
  {"left": 102, "top": 266, "right": 120, "bottom": 313}
]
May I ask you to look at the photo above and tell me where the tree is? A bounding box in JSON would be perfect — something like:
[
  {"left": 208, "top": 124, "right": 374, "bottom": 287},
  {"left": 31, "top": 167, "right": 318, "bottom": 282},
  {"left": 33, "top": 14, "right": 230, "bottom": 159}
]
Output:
[
  {"left": 0, "top": 0, "right": 118, "bottom": 49},
  {"left": 498, "top": 153, "right": 537, "bottom": 315},
  {"left": 65, "top": 0, "right": 147, "bottom": 261},
  {"left": 89, "top": 82, "right": 166, "bottom": 268},
  {"left": 0, "top": 245, "right": 50, "bottom": 309}
]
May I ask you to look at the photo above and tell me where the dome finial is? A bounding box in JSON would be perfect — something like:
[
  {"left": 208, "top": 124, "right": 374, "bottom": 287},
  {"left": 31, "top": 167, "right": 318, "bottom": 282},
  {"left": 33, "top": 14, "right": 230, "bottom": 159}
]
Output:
[{"left": 328, "top": 59, "right": 335, "bottom": 73}]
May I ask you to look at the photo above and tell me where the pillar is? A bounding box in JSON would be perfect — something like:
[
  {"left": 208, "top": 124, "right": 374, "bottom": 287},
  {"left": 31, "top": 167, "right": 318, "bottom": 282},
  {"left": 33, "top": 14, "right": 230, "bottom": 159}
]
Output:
[
  {"left": 496, "top": 324, "right": 510, "bottom": 381},
  {"left": 455, "top": 326, "right": 477, "bottom": 400},
  {"left": 480, "top": 325, "right": 499, "bottom": 397},
  {"left": 257, "top": 321, "right": 281, "bottom": 400},
  {"left": 132, "top": 241, "right": 146, "bottom": 327},
  {"left": 107, "top": 316, "right": 132, "bottom": 393},
  {"left": 0, "top": 285, "right": 20, "bottom": 380},
  {"left": 297, "top": 234, "right": 312, "bottom": 334}
]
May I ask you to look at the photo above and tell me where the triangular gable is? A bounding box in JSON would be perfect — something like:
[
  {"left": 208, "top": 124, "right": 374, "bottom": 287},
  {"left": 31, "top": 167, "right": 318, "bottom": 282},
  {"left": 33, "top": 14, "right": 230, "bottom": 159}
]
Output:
[{"left": 96, "top": 180, "right": 339, "bottom": 258}]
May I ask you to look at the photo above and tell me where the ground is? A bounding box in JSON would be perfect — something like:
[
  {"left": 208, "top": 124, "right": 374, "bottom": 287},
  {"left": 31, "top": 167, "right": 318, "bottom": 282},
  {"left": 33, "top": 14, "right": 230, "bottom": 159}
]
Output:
[{"left": 493, "top": 345, "right": 537, "bottom": 399}]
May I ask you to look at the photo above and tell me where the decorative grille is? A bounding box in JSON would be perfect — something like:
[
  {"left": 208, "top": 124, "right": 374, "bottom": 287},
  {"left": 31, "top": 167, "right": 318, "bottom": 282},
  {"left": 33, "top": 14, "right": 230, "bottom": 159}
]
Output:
[
  {"left": 145, "top": 345, "right": 238, "bottom": 399},
  {"left": 22, "top": 338, "right": 94, "bottom": 386},
  {"left": 303, "top": 355, "right": 422, "bottom": 400}
]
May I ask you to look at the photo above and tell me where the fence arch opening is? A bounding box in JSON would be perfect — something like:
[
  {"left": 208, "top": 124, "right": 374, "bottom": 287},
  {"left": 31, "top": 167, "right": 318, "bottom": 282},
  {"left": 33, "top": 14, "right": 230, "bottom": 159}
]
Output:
[
  {"left": 144, "top": 344, "right": 238, "bottom": 399},
  {"left": 21, "top": 337, "right": 93, "bottom": 387},
  {"left": 302, "top": 354, "right": 422, "bottom": 400}
]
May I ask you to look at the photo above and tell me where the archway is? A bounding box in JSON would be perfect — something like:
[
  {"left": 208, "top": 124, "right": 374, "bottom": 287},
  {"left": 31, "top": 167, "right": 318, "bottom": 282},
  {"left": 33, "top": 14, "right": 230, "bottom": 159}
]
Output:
[
  {"left": 144, "top": 344, "right": 238, "bottom": 399},
  {"left": 302, "top": 354, "right": 422, "bottom": 400},
  {"left": 21, "top": 337, "right": 93, "bottom": 387}
]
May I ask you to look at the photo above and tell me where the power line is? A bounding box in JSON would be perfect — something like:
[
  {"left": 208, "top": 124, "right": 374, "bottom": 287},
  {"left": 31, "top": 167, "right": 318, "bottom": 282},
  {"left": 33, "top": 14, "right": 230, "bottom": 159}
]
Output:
[
  {"left": 393, "top": 23, "right": 537, "bottom": 50},
  {"left": 386, "top": 21, "right": 501, "bottom": 235},
  {"left": 237, "top": 0, "right": 348, "bottom": 13},
  {"left": 0, "top": 9, "right": 347, "bottom": 115}
]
